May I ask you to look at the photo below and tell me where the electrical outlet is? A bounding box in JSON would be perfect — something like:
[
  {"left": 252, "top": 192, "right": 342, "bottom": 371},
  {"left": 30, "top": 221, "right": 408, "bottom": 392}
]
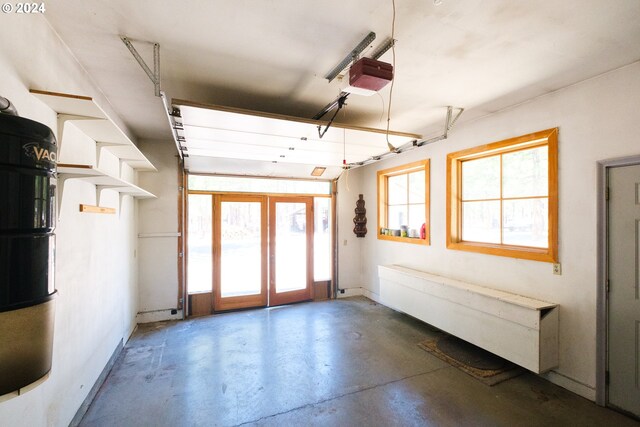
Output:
[
  {"left": 553, "top": 263, "right": 562, "bottom": 275},
  {"left": 344, "top": 239, "right": 348, "bottom": 246}
]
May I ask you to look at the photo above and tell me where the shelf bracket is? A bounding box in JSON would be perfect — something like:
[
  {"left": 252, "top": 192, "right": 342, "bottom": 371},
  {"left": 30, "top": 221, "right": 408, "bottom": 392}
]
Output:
[
  {"left": 118, "top": 158, "right": 140, "bottom": 179},
  {"left": 56, "top": 173, "right": 101, "bottom": 221},
  {"left": 95, "top": 185, "right": 121, "bottom": 208},
  {"left": 57, "top": 114, "right": 100, "bottom": 160},
  {"left": 118, "top": 193, "right": 127, "bottom": 218},
  {"left": 95, "top": 142, "right": 125, "bottom": 170}
]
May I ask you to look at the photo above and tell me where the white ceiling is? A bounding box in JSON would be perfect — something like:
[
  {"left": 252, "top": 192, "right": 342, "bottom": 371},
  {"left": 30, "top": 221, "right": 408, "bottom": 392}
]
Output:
[{"left": 43, "top": 0, "right": 640, "bottom": 177}]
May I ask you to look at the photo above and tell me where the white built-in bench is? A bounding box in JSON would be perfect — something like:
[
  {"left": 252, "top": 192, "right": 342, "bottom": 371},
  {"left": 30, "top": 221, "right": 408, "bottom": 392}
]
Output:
[{"left": 378, "top": 265, "right": 559, "bottom": 373}]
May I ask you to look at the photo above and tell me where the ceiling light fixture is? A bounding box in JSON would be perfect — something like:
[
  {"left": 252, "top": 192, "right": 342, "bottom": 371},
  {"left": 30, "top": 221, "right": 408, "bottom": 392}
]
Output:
[{"left": 311, "top": 167, "right": 326, "bottom": 177}]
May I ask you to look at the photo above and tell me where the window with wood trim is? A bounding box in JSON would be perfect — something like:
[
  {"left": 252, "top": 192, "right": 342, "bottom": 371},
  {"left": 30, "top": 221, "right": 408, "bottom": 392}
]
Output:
[
  {"left": 446, "top": 128, "right": 558, "bottom": 262},
  {"left": 377, "top": 160, "right": 430, "bottom": 245}
]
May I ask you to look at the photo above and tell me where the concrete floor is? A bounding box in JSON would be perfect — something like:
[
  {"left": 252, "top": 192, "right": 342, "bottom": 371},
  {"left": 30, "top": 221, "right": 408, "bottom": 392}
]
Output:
[{"left": 81, "top": 297, "right": 638, "bottom": 427}]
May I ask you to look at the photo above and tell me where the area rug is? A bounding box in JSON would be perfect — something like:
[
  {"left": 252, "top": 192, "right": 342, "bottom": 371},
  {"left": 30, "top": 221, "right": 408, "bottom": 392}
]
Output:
[{"left": 418, "top": 335, "right": 525, "bottom": 386}]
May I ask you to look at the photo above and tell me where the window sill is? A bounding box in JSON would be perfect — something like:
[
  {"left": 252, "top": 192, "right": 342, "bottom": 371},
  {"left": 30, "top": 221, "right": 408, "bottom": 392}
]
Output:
[
  {"left": 378, "top": 234, "right": 430, "bottom": 245},
  {"left": 446, "top": 241, "right": 556, "bottom": 262}
]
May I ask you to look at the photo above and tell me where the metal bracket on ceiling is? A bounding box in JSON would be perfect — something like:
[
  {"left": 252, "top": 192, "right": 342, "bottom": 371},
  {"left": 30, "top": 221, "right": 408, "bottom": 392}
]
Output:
[
  {"left": 441, "top": 106, "right": 464, "bottom": 140},
  {"left": 347, "top": 106, "right": 465, "bottom": 168},
  {"left": 325, "top": 31, "right": 376, "bottom": 83},
  {"left": 121, "top": 36, "right": 161, "bottom": 97},
  {"left": 120, "top": 37, "right": 186, "bottom": 161},
  {"left": 370, "top": 38, "right": 396, "bottom": 61}
]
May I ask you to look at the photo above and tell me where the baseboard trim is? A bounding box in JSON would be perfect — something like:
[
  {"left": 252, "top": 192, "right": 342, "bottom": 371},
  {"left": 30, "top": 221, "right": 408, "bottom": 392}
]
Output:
[
  {"left": 542, "top": 370, "right": 596, "bottom": 401},
  {"left": 362, "top": 288, "right": 382, "bottom": 303},
  {"left": 136, "top": 308, "right": 183, "bottom": 323},
  {"left": 336, "top": 287, "right": 364, "bottom": 298},
  {"left": 69, "top": 339, "right": 123, "bottom": 427}
]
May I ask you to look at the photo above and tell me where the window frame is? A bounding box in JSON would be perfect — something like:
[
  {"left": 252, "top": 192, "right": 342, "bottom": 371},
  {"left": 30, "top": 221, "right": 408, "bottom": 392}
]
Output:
[
  {"left": 446, "top": 128, "right": 558, "bottom": 262},
  {"left": 377, "top": 159, "right": 430, "bottom": 245}
]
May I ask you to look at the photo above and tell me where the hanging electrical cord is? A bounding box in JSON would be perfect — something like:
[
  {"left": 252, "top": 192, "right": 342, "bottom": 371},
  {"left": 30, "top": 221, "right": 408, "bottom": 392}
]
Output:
[
  {"left": 343, "top": 127, "right": 347, "bottom": 167},
  {"left": 343, "top": 128, "right": 350, "bottom": 191},
  {"left": 376, "top": 91, "right": 386, "bottom": 124},
  {"left": 385, "top": 0, "right": 397, "bottom": 152},
  {"left": 341, "top": 104, "right": 349, "bottom": 168},
  {"left": 336, "top": 107, "right": 351, "bottom": 191}
]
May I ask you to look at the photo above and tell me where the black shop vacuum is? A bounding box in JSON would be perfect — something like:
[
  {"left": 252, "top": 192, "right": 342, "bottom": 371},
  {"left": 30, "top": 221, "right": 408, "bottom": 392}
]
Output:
[{"left": 0, "top": 95, "right": 57, "bottom": 396}]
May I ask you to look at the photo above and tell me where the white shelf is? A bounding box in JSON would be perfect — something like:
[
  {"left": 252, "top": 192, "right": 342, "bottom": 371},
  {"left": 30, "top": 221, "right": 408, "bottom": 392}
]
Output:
[
  {"left": 57, "top": 164, "right": 155, "bottom": 198},
  {"left": 56, "top": 163, "right": 155, "bottom": 215},
  {"left": 30, "top": 89, "right": 156, "bottom": 171},
  {"left": 31, "top": 89, "right": 158, "bottom": 217}
]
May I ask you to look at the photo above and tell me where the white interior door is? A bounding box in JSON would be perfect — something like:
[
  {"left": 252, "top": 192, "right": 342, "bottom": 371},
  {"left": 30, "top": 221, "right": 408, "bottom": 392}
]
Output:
[{"left": 608, "top": 163, "right": 640, "bottom": 417}]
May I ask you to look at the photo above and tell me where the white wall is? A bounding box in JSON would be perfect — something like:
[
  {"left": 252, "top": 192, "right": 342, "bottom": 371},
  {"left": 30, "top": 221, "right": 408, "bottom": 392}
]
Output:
[
  {"left": 137, "top": 138, "right": 182, "bottom": 322},
  {"left": 0, "top": 15, "right": 143, "bottom": 425},
  {"left": 337, "top": 61, "right": 640, "bottom": 400},
  {"left": 336, "top": 168, "right": 364, "bottom": 296}
]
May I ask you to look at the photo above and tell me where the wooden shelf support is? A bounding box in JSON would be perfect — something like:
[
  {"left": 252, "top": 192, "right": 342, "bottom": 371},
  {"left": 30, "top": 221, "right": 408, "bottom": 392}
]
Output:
[{"left": 79, "top": 204, "right": 116, "bottom": 214}]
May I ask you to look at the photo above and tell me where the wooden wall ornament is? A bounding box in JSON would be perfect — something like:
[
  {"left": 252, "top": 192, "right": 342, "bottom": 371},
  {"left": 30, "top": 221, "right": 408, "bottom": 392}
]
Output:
[{"left": 353, "top": 194, "right": 367, "bottom": 237}]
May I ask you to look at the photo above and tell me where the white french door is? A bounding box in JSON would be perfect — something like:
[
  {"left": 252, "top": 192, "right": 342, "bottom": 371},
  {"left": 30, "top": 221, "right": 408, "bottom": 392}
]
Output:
[{"left": 268, "top": 197, "right": 314, "bottom": 306}]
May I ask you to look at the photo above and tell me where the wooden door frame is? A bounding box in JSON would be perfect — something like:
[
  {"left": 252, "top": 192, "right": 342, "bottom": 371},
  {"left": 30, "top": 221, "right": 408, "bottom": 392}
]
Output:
[
  {"left": 595, "top": 154, "right": 640, "bottom": 407},
  {"left": 178, "top": 167, "right": 187, "bottom": 316},
  {"left": 185, "top": 186, "right": 334, "bottom": 315},
  {"left": 184, "top": 192, "right": 214, "bottom": 318},
  {"left": 213, "top": 194, "right": 268, "bottom": 311},
  {"left": 268, "top": 196, "right": 314, "bottom": 306}
]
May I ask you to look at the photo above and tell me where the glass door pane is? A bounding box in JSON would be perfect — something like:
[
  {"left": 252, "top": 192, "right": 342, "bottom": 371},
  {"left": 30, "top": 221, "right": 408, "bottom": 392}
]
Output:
[
  {"left": 187, "top": 194, "right": 212, "bottom": 294},
  {"left": 220, "top": 201, "right": 262, "bottom": 297},
  {"left": 314, "top": 197, "right": 331, "bottom": 281},
  {"left": 275, "top": 202, "right": 307, "bottom": 293},
  {"left": 269, "top": 197, "right": 313, "bottom": 306},
  {"left": 214, "top": 195, "right": 267, "bottom": 311}
]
